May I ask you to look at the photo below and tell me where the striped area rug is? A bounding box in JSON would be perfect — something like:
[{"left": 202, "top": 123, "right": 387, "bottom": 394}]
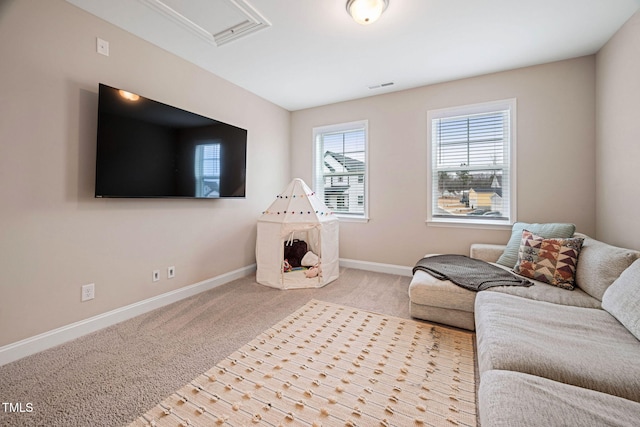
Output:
[{"left": 129, "top": 300, "right": 476, "bottom": 427}]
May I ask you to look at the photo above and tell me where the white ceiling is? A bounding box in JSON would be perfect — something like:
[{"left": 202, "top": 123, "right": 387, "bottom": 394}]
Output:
[{"left": 67, "top": 0, "right": 640, "bottom": 111}]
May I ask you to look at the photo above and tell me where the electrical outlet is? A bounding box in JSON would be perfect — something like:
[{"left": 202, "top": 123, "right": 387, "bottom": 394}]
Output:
[
  {"left": 167, "top": 266, "right": 175, "bottom": 279},
  {"left": 152, "top": 270, "right": 160, "bottom": 282},
  {"left": 81, "top": 283, "right": 95, "bottom": 302},
  {"left": 96, "top": 37, "right": 109, "bottom": 56}
]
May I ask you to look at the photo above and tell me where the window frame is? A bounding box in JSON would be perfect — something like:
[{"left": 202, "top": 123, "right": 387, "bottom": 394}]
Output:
[
  {"left": 312, "top": 120, "right": 369, "bottom": 222},
  {"left": 426, "top": 99, "right": 517, "bottom": 228}
]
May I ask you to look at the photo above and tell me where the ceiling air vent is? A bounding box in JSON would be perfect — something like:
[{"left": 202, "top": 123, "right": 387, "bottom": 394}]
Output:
[{"left": 368, "top": 82, "right": 395, "bottom": 90}]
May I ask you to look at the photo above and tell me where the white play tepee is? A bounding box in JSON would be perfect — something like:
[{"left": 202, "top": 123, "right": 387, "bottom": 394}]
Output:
[{"left": 256, "top": 178, "right": 339, "bottom": 289}]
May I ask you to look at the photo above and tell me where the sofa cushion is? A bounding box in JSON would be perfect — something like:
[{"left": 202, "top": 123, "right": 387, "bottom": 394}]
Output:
[
  {"left": 602, "top": 258, "right": 640, "bottom": 341},
  {"left": 575, "top": 233, "right": 640, "bottom": 300},
  {"left": 409, "top": 270, "right": 476, "bottom": 312},
  {"left": 475, "top": 292, "right": 640, "bottom": 402},
  {"left": 496, "top": 222, "right": 576, "bottom": 268},
  {"left": 512, "top": 230, "right": 584, "bottom": 289},
  {"left": 479, "top": 370, "right": 640, "bottom": 427},
  {"left": 487, "top": 264, "right": 601, "bottom": 308}
]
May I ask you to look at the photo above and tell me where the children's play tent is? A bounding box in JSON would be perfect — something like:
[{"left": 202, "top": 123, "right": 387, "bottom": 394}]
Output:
[{"left": 256, "top": 178, "right": 339, "bottom": 289}]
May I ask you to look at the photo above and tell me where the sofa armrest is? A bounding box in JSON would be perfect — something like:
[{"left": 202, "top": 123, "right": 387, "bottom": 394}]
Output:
[{"left": 470, "top": 244, "right": 506, "bottom": 263}]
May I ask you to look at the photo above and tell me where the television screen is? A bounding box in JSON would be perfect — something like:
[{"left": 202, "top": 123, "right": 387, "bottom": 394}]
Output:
[{"left": 95, "top": 84, "right": 247, "bottom": 198}]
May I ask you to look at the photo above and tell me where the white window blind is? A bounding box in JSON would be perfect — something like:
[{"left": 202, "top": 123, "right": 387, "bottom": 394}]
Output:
[
  {"left": 313, "top": 120, "right": 368, "bottom": 220},
  {"left": 428, "top": 99, "right": 516, "bottom": 225}
]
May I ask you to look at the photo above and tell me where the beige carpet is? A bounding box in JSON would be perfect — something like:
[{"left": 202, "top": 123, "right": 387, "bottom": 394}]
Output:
[
  {"left": 0, "top": 268, "right": 420, "bottom": 427},
  {"left": 130, "top": 300, "right": 476, "bottom": 427}
]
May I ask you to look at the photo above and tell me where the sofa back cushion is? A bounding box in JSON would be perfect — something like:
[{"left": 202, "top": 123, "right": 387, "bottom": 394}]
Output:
[
  {"left": 575, "top": 233, "right": 640, "bottom": 301},
  {"left": 496, "top": 222, "right": 576, "bottom": 268},
  {"left": 602, "top": 259, "right": 640, "bottom": 341}
]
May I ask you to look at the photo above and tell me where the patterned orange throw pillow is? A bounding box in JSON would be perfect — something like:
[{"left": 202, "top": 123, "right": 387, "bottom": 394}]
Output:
[{"left": 513, "top": 229, "right": 584, "bottom": 289}]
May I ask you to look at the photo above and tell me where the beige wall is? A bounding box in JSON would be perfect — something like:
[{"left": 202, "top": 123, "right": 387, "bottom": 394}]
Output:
[
  {"left": 0, "top": 0, "right": 290, "bottom": 346},
  {"left": 596, "top": 11, "right": 640, "bottom": 250},
  {"left": 291, "top": 57, "right": 597, "bottom": 266}
]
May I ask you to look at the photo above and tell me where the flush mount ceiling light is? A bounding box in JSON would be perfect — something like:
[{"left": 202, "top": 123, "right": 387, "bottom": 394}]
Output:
[{"left": 346, "top": 0, "right": 389, "bottom": 25}]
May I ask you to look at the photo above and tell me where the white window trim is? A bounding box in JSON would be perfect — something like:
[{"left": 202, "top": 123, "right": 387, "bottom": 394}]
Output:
[
  {"left": 426, "top": 99, "right": 517, "bottom": 228},
  {"left": 312, "top": 120, "right": 369, "bottom": 222}
]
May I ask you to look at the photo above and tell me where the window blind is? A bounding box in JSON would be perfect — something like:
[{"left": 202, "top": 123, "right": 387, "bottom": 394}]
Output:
[{"left": 430, "top": 104, "right": 513, "bottom": 223}]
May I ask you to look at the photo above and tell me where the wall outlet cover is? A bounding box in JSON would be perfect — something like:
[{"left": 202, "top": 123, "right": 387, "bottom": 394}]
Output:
[{"left": 81, "top": 283, "right": 95, "bottom": 302}]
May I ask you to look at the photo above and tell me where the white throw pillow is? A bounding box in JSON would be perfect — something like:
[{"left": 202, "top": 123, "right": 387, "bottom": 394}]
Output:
[
  {"left": 602, "top": 258, "right": 640, "bottom": 341},
  {"left": 301, "top": 251, "right": 319, "bottom": 267}
]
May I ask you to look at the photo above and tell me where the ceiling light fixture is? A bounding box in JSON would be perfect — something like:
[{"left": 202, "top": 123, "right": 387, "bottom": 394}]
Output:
[{"left": 346, "top": 0, "right": 389, "bottom": 25}]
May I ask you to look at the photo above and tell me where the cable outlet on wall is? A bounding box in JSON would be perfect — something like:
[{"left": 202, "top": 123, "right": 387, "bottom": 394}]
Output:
[
  {"left": 81, "top": 283, "right": 95, "bottom": 302},
  {"left": 96, "top": 37, "right": 109, "bottom": 56},
  {"left": 152, "top": 270, "right": 160, "bottom": 282},
  {"left": 167, "top": 266, "right": 175, "bottom": 279}
]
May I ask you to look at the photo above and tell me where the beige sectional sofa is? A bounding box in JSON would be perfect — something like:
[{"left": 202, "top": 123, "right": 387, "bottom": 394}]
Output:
[{"left": 409, "top": 225, "right": 640, "bottom": 426}]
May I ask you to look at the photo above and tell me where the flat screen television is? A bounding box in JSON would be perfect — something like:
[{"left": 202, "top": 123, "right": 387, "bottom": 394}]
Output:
[{"left": 95, "top": 83, "right": 247, "bottom": 199}]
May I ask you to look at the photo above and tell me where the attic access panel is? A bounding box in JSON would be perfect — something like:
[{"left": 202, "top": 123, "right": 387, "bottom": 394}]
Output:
[{"left": 139, "top": 0, "right": 271, "bottom": 46}]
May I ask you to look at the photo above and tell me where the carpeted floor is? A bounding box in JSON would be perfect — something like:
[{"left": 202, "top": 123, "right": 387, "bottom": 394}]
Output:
[{"left": 0, "top": 267, "right": 425, "bottom": 426}]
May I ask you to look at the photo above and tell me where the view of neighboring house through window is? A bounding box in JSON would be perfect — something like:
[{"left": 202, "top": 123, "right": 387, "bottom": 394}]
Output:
[
  {"left": 195, "top": 142, "right": 221, "bottom": 197},
  {"left": 427, "top": 99, "right": 516, "bottom": 225},
  {"left": 313, "top": 120, "right": 368, "bottom": 220}
]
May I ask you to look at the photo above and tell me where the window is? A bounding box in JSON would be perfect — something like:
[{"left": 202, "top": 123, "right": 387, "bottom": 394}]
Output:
[
  {"left": 427, "top": 99, "right": 516, "bottom": 226},
  {"left": 313, "top": 120, "right": 368, "bottom": 221}
]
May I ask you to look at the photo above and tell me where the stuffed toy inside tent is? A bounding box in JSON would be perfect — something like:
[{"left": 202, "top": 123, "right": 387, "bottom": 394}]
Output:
[{"left": 256, "top": 178, "right": 339, "bottom": 289}]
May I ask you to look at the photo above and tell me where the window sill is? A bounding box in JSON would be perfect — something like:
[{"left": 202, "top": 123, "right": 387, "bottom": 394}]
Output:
[
  {"left": 426, "top": 218, "right": 513, "bottom": 230},
  {"left": 336, "top": 215, "right": 369, "bottom": 223}
]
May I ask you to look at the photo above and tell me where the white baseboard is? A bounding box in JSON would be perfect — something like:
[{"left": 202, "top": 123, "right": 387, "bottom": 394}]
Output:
[
  {"left": 1, "top": 261, "right": 410, "bottom": 366},
  {"left": 339, "top": 258, "right": 413, "bottom": 277},
  {"left": 0, "top": 264, "right": 256, "bottom": 367}
]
